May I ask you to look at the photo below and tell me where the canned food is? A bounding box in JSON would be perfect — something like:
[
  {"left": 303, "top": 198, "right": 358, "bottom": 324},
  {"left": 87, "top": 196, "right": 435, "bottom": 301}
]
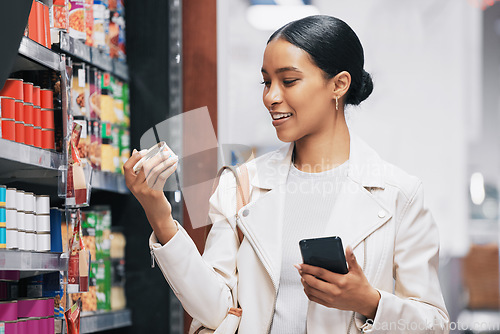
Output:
[
  {"left": 41, "top": 128, "right": 55, "bottom": 149},
  {"left": 33, "top": 106, "right": 41, "bottom": 127},
  {"left": 17, "top": 230, "right": 25, "bottom": 251},
  {"left": 43, "top": 2, "right": 51, "bottom": 48},
  {"left": 6, "top": 188, "right": 16, "bottom": 209},
  {"left": 41, "top": 109, "right": 54, "bottom": 129},
  {"left": 24, "top": 192, "right": 35, "bottom": 213},
  {"left": 15, "top": 100, "right": 24, "bottom": 122},
  {"left": 0, "top": 207, "right": 5, "bottom": 248},
  {"left": 34, "top": 126, "right": 42, "bottom": 148},
  {"left": 36, "top": 195, "right": 50, "bottom": 215},
  {"left": 16, "top": 190, "right": 25, "bottom": 211},
  {"left": 36, "top": 214, "right": 50, "bottom": 232},
  {"left": 25, "top": 213, "right": 35, "bottom": 232},
  {"left": 25, "top": 231, "right": 35, "bottom": 251},
  {"left": 1, "top": 118, "right": 15, "bottom": 141},
  {"left": 23, "top": 82, "right": 33, "bottom": 104},
  {"left": 0, "top": 97, "right": 15, "bottom": 119},
  {"left": 33, "top": 86, "right": 41, "bottom": 107},
  {"left": 16, "top": 211, "right": 24, "bottom": 231},
  {"left": 36, "top": 232, "right": 50, "bottom": 252},
  {"left": 6, "top": 208, "right": 16, "bottom": 229},
  {"left": 15, "top": 121, "right": 25, "bottom": 143},
  {"left": 0, "top": 79, "right": 23, "bottom": 100},
  {"left": 0, "top": 185, "right": 5, "bottom": 207},
  {"left": 40, "top": 89, "right": 53, "bottom": 109},
  {"left": 0, "top": 300, "right": 18, "bottom": 321},
  {"left": 6, "top": 228, "right": 17, "bottom": 249},
  {"left": 24, "top": 102, "right": 34, "bottom": 125},
  {"left": 24, "top": 124, "right": 34, "bottom": 146}
]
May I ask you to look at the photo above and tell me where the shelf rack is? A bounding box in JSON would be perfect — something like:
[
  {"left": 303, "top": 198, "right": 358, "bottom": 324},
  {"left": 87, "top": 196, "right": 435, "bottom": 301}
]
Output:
[
  {"left": 56, "top": 309, "right": 132, "bottom": 334},
  {"left": 0, "top": 139, "right": 62, "bottom": 186},
  {"left": 0, "top": 250, "right": 66, "bottom": 272},
  {"left": 91, "top": 171, "right": 129, "bottom": 194},
  {"left": 58, "top": 32, "right": 129, "bottom": 81},
  {"left": 1, "top": 24, "right": 133, "bottom": 334}
]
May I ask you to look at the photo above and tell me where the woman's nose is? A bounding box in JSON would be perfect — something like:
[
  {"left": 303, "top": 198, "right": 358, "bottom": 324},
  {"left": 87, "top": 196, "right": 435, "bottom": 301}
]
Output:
[{"left": 264, "top": 83, "right": 282, "bottom": 108}]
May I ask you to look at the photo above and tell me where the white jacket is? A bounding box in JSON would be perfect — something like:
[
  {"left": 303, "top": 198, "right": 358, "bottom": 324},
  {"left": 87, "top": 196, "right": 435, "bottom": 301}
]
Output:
[{"left": 149, "top": 132, "right": 450, "bottom": 333}]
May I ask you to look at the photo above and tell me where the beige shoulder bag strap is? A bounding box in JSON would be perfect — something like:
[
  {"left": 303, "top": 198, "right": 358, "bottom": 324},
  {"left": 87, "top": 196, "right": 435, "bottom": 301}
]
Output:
[{"left": 208, "top": 164, "right": 250, "bottom": 243}]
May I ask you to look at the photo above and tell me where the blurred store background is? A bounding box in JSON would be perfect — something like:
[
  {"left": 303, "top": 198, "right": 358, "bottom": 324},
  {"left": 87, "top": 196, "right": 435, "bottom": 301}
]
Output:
[{"left": 0, "top": 0, "right": 499, "bottom": 333}]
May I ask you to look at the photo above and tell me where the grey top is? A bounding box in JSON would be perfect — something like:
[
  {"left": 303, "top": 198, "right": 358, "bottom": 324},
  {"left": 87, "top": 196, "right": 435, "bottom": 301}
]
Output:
[{"left": 269, "top": 159, "right": 350, "bottom": 334}]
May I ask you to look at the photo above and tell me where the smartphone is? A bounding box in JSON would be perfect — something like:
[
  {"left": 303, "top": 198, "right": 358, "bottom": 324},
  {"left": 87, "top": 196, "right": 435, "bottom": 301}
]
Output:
[{"left": 299, "top": 236, "right": 348, "bottom": 274}]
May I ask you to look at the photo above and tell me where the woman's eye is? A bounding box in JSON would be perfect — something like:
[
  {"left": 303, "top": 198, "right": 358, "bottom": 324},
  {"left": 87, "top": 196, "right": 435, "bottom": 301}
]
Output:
[
  {"left": 260, "top": 80, "right": 271, "bottom": 87},
  {"left": 283, "top": 79, "right": 298, "bottom": 85}
]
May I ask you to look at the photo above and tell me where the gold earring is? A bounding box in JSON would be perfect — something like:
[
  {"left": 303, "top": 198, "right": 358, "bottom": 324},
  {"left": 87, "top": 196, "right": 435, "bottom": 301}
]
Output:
[{"left": 335, "top": 97, "right": 339, "bottom": 111}]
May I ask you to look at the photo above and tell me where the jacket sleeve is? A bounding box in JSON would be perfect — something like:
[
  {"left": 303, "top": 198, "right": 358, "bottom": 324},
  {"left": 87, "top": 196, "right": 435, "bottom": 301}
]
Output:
[
  {"left": 149, "top": 170, "right": 240, "bottom": 330},
  {"left": 356, "top": 181, "right": 450, "bottom": 333}
]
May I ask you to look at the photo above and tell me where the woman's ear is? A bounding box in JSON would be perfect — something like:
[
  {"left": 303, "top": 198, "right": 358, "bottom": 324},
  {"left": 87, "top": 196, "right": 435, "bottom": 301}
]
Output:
[{"left": 332, "top": 71, "right": 351, "bottom": 100}]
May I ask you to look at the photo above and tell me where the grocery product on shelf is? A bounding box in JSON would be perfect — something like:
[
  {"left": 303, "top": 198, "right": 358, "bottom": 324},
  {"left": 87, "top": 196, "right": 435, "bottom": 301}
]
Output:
[
  {"left": 26, "top": 0, "right": 53, "bottom": 49},
  {"left": 0, "top": 185, "right": 66, "bottom": 252},
  {"left": 67, "top": 210, "right": 90, "bottom": 294},
  {"left": 0, "top": 76, "right": 58, "bottom": 150}
]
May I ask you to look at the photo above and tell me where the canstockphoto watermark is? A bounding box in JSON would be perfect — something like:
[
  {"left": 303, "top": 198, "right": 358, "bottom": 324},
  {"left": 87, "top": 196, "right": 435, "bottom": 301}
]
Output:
[{"left": 372, "top": 319, "right": 500, "bottom": 332}]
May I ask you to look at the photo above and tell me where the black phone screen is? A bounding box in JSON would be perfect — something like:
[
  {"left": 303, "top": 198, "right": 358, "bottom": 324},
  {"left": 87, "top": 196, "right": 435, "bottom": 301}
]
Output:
[{"left": 299, "top": 236, "right": 348, "bottom": 274}]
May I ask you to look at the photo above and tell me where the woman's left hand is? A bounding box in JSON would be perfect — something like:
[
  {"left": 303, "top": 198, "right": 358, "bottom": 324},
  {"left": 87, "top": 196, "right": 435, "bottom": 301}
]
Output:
[{"left": 295, "top": 246, "right": 381, "bottom": 320}]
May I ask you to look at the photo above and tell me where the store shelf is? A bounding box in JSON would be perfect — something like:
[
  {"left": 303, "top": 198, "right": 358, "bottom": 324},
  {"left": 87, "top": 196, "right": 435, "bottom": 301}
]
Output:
[
  {"left": 0, "top": 139, "right": 63, "bottom": 184},
  {"left": 59, "top": 32, "right": 91, "bottom": 63},
  {"left": 0, "top": 250, "right": 66, "bottom": 272},
  {"left": 16, "top": 36, "right": 62, "bottom": 71},
  {"left": 91, "top": 171, "right": 129, "bottom": 194},
  {"left": 57, "top": 309, "right": 132, "bottom": 334},
  {"left": 58, "top": 32, "right": 129, "bottom": 81}
]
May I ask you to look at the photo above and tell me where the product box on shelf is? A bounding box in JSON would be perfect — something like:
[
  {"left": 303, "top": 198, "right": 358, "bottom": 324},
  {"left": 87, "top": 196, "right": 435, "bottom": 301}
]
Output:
[{"left": 68, "top": 0, "right": 86, "bottom": 41}]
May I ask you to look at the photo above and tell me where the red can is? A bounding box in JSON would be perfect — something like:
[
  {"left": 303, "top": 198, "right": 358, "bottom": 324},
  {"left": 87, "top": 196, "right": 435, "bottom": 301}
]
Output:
[
  {"left": 24, "top": 103, "right": 34, "bottom": 126},
  {"left": 23, "top": 82, "right": 33, "bottom": 104},
  {"left": 24, "top": 124, "right": 34, "bottom": 146},
  {"left": 0, "top": 97, "right": 15, "bottom": 119},
  {"left": 33, "top": 86, "right": 40, "bottom": 107},
  {"left": 33, "top": 106, "right": 41, "bottom": 127},
  {"left": 15, "top": 121, "right": 25, "bottom": 143},
  {"left": 1, "top": 118, "right": 15, "bottom": 141},
  {"left": 15, "top": 101, "right": 24, "bottom": 123},
  {"left": 40, "top": 89, "right": 53, "bottom": 109},
  {"left": 34, "top": 126, "right": 42, "bottom": 148},
  {"left": 0, "top": 79, "right": 23, "bottom": 100},
  {"left": 41, "top": 128, "right": 54, "bottom": 149},
  {"left": 43, "top": 3, "right": 51, "bottom": 48},
  {"left": 41, "top": 108, "right": 54, "bottom": 129}
]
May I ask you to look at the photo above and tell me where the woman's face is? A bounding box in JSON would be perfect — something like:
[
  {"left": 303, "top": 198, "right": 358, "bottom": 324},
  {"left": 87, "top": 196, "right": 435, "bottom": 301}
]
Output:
[{"left": 261, "top": 38, "right": 337, "bottom": 142}]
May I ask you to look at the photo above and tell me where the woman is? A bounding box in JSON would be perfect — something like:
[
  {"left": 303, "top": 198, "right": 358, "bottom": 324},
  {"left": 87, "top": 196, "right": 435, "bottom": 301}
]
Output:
[{"left": 124, "top": 15, "right": 449, "bottom": 333}]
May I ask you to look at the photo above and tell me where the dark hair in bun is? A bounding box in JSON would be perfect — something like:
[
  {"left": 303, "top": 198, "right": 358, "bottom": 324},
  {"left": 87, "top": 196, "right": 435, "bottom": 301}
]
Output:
[{"left": 268, "top": 15, "right": 373, "bottom": 106}]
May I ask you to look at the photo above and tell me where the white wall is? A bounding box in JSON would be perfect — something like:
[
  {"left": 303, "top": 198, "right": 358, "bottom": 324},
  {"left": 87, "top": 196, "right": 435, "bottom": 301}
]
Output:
[{"left": 217, "top": 0, "right": 483, "bottom": 256}]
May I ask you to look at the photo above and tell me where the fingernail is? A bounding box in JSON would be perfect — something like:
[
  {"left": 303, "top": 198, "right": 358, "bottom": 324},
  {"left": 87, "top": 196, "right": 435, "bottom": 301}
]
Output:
[
  {"left": 293, "top": 264, "right": 301, "bottom": 270},
  {"left": 133, "top": 149, "right": 137, "bottom": 154}
]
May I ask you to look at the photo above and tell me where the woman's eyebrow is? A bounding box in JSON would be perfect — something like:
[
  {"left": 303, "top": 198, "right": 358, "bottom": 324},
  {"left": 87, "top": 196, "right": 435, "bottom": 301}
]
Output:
[{"left": 261, "top": 66, "right": 303, "bottom": 74}]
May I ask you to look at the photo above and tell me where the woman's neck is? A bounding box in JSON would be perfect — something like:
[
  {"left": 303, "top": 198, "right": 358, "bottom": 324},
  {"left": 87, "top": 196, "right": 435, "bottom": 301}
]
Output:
[{"left": 292, "top": 121, "right": 350, "bottom": 173}]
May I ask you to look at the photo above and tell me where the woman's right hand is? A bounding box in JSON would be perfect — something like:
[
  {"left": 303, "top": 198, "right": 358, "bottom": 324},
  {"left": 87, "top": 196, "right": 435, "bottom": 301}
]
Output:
[{"left": 123, "top": 145, "right": 179, "bottom": 244}]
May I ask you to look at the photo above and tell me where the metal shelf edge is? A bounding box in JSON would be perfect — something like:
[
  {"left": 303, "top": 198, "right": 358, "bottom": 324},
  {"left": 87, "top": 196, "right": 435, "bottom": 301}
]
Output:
[
  {"left": 0, "top": 139, "right": 63, "bottom": 170},
  {"left": 0, "top": 250, "right": 66, "bottom": 271},
  {"left": 18, "top": 37, "right": 61, "bottom": 71},
  {"left": 58, "top": 309, "right": 132, "bottom": 334}
]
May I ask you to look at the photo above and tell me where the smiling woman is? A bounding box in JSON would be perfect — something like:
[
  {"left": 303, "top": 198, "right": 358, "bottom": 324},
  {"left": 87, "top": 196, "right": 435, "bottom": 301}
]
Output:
[{"left": 124, "top": 14, "right": 450, "bottom": 334}]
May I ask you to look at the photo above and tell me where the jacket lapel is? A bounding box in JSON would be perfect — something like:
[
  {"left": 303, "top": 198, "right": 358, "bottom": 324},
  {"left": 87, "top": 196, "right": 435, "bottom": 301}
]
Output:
[{"left": 237, "top": 129, "right": 394, "bottom": 291}]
